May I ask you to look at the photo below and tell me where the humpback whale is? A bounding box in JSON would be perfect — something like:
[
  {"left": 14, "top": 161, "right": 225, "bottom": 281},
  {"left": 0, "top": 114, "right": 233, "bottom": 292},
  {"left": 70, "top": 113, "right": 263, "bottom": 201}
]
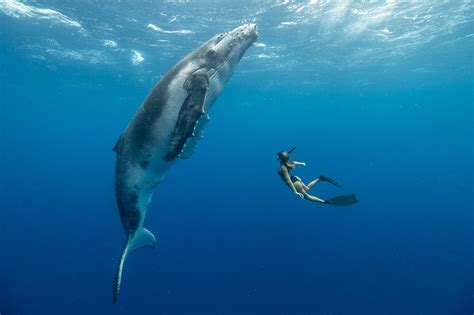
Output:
[{"left": 112, "top": 24, "right": 258, "bottom": 303}]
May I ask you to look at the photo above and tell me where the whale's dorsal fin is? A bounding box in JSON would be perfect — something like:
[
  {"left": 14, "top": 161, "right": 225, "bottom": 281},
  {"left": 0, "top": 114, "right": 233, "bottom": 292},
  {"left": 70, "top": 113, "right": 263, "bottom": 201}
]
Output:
[
  {"left": 113, "top": 134, "right": 123, "bottom": 152},
  {"left": 165, "top": 72, "right": 208, "bottom": 161}
]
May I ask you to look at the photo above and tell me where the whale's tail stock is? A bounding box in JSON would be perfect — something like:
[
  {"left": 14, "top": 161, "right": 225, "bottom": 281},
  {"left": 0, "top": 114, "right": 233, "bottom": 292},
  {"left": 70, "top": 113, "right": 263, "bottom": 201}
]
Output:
[{"left": 112, "top": 227, "right": 156, "bottom": 304}]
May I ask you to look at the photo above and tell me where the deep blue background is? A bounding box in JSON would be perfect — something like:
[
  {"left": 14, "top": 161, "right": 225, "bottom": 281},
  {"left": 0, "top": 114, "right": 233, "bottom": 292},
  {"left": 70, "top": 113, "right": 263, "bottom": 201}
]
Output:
[{"left": 1, "top": 1, "right": 473, "bottom": 314}]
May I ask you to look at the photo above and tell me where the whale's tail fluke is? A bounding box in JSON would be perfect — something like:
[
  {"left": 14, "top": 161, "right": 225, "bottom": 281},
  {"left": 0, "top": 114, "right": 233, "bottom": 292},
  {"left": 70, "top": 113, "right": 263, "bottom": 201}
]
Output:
[{"left": 113, "top": 227, "right": 156, "bottom": 304}]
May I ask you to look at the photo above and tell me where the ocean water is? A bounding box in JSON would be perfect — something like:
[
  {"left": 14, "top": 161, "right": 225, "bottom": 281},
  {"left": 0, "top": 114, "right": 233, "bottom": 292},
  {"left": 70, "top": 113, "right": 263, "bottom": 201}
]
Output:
[{"left": 1, "top": 1, "right": 473, "bottom": 314}]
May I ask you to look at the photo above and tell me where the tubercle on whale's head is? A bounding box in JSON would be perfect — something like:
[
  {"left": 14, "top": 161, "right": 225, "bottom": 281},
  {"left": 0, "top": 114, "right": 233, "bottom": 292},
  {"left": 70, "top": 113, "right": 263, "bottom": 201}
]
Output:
[{"left": 207, "top": 23, "right": 258, "bottom": 66}]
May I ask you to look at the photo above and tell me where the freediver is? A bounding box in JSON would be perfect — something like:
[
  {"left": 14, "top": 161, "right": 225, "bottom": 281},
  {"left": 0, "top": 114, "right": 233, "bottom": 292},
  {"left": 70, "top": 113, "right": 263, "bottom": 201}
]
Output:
[{"left": 277, "top": 147, "right": 358, "bottom": 206}]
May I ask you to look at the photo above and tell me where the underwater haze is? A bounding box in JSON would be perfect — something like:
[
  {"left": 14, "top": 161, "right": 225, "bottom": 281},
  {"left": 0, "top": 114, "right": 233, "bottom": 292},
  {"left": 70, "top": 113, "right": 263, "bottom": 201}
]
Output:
[{"left": 1, "top": 0, "right": 473, "bottom": 314}]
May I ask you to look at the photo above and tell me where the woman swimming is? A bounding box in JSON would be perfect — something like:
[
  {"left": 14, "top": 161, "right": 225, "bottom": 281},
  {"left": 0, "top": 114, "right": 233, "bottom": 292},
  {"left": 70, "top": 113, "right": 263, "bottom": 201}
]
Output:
[{"left": 277, "top": 147, "right": 358, "bottom": 206}]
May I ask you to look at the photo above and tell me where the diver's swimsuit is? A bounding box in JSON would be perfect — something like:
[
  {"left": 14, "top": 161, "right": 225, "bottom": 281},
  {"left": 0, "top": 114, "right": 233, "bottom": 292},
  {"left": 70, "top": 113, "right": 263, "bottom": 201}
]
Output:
[
  {"left": 283, "top": 162, "right": 299, "bottom": 183},
  {"left": 290, "top": 175, "right": 299, "bottom": 183},
  {"left": 278, "top": 161, "right": 301, "bottom": 186}
]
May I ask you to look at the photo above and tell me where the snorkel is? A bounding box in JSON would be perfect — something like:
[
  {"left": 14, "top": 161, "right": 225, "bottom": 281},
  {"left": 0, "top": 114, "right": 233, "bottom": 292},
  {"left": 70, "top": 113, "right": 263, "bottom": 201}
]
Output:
[{"left": 277, "top": 146, "right": 295, "bottom": 162}]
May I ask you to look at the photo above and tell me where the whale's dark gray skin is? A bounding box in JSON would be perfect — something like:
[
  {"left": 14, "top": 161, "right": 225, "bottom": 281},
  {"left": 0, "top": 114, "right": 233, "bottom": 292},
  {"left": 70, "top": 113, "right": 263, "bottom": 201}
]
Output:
[{"left": 112, "top": 24, "right": 258, "bottom": 303}]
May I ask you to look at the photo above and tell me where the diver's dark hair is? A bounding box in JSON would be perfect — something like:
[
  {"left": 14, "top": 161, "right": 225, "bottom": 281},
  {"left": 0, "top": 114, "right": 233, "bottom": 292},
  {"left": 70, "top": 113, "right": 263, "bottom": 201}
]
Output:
[{"left": 277, "top": 146, "right": 295, "bottom": 162}]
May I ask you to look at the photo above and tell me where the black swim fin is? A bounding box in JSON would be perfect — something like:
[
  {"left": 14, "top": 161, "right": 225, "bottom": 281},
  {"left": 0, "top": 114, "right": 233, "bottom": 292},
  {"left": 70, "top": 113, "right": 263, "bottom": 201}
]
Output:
[
  {"left": 319, "top": 175, "right": 343, "bottom": 189},
  {"left": 325, "top": 194, "right": 358, "bottom": 206}
]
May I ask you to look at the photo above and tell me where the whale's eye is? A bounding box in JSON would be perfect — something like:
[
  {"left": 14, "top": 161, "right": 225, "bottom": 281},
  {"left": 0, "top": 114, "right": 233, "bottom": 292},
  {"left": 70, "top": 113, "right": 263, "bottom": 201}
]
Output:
[{"left": 206, "top": 49, "right": 217, "bottom": 60}]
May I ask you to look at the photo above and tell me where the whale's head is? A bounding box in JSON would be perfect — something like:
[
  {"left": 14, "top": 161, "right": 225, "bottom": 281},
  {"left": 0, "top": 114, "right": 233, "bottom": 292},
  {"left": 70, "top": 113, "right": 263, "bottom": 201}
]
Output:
[
  {"left": 208, "top": 23, "right": 258, "bottom": 68},
  {"left": 194, "top": 24, "right": 258, "bottom": 81},
  {"left": 188, "top": 23, "right": 257, "bottom": 109}
]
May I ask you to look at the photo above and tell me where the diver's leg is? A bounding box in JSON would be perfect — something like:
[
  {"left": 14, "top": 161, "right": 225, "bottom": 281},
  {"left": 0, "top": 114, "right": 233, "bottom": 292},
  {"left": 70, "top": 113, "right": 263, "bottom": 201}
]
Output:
[
  {"left": 302, "top": 191, "right": 325, "bottom": 204},
  {"left": 292, "top": 175, "right": 303, "bottom": 183},
  {"left": 293, "top": 180, "right": 304, "bottom": 193},
  {"left": 306, "top": 178, "right": 321, "bottom": 190},
  {"left": 292, "top": 176, "right": 309, "bottom": 191}
]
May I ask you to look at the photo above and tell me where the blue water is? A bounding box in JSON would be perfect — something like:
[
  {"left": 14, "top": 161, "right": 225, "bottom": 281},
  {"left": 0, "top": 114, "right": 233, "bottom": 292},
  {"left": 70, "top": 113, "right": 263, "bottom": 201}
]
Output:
[{"left": 1, "top": 1, "right": 473, "bottom": 314}]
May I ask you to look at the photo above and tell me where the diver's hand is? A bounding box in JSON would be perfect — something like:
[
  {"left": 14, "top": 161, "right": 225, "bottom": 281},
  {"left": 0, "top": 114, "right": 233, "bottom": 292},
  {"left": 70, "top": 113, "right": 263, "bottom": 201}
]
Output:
[
  {"left": 295, "top": 192, "right": 304, "bottom": 199},
  {"left": 301, "top": 162, "right": 306, "bottom": 166}
]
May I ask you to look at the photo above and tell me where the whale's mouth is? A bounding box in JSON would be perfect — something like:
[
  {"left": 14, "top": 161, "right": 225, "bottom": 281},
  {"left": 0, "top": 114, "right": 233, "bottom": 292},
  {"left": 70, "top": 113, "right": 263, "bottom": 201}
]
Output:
[{"left": 248, "top": 24, "right": 259, "bottom": 41}]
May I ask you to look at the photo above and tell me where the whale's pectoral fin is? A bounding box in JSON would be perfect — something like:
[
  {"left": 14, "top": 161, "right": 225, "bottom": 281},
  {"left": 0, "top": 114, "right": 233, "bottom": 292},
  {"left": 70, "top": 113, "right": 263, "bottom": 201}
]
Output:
[
  {"left": 165, "top": 71, "right": 209, "bottom": 161},
  {"left": 179, "top": 114, "right": 210, "bottom": 159},
  {"left": 113, "top": 227, "right": 156, "bottom": 304}
]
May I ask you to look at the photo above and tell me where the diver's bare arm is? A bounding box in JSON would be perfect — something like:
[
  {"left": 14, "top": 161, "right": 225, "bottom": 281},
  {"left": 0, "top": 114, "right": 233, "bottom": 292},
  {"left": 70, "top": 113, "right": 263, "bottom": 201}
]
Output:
[
  {"left": 293, "top": 161, "right": 306, "bottom": 166},
  {"left": 306, "top": 178, "right": 321, "bottom": 190}
]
